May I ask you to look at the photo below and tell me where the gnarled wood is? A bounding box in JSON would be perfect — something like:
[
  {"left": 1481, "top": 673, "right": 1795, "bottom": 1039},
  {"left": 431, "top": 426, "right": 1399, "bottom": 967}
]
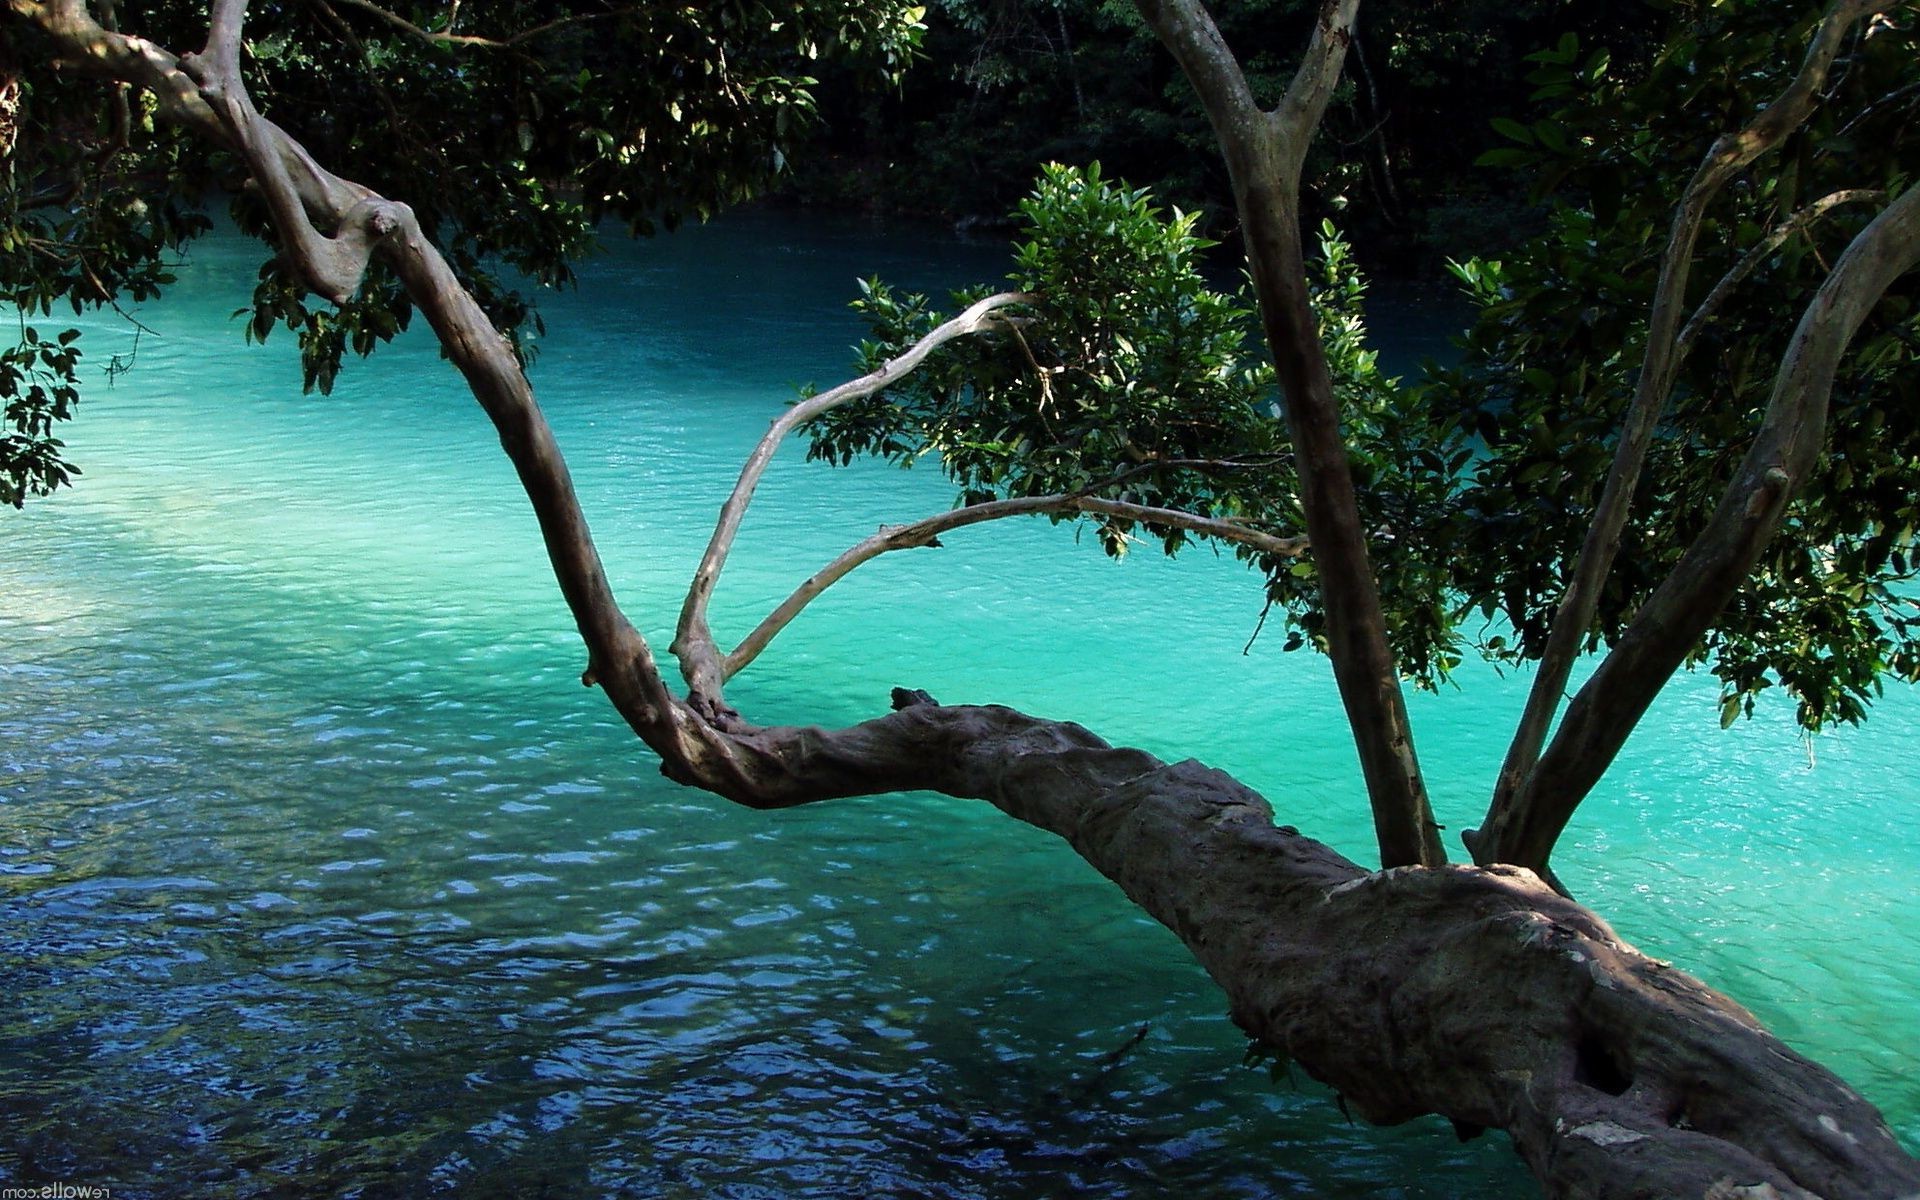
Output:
[{"left": 669, "top": 695, "right": 1920, "bottom": 1200}]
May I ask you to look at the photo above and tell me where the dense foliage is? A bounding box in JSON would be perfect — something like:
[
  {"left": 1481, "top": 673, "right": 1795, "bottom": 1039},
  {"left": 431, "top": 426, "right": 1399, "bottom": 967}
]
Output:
[
  {"left": 805, "top": 163, "right": 1467, "bottom": 681},
  {"left": 792, "top": 0, "right": 1661, "bottom": 257},
  {"left": 1432, "top": 5, "right": 1920, "bottom": 728},
  {"left": 1, "top": 0, "right": 923, "bottom": 500},
  {"left": 807, "top": 0, "right": 1920, "bottom": 732}
]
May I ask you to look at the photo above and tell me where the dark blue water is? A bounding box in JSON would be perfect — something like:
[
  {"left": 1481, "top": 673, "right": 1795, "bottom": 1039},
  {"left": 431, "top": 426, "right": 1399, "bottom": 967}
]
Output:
[{"left": 2, "top": 212, "right": 1913, "bottom": 1197}]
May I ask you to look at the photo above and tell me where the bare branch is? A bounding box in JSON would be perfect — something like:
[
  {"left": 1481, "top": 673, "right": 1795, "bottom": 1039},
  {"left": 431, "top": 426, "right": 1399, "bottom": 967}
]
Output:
[
  {"left": 1134, "top": 0, "right": 1440, "bottom": 869},
  {"left": 671, "top": 290, "right": 1036, "bottom": 701},
  {"left": 1675, "top": 188, "right": 1887, "bottom": 360},
  {"left": 724, "top": 495, "right": 1307, "bottom": 679},
  {"left": 201, "top": 0, "right": 246, "bottom": 75},
  {"left": 1477, "top": 0, "right": 1895, "bottom": 866},
  {"left": 329, "top": 0, "right": 613, "bottom": 49}
]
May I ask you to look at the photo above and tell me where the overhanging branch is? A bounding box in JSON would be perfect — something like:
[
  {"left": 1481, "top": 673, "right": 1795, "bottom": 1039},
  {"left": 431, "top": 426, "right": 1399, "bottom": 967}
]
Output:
[
  {"left": 13, "top": 7, "right": 1920, "bottom": 1194},
  {"left": 671, "top": 290, "right": 1035, "bottom": 701},
  {"left": 723, "top": 493, "right": 1307, "bottom": 679}
]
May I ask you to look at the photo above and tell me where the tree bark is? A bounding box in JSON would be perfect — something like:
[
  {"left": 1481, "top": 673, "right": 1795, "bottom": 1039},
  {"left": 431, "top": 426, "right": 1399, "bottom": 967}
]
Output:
[{"left": 675, "top": 693, "right": 1920, "bottom": 1200}]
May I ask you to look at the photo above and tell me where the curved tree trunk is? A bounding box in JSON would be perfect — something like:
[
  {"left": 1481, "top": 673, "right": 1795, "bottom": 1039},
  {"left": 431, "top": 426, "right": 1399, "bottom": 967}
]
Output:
[{"left": 699, "top": 692, "right": 1920, "bottom": 1200}]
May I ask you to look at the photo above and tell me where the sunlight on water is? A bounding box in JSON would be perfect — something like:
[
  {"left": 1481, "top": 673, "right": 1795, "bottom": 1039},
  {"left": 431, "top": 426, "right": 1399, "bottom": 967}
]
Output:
[{"left": 2, "top": 212, "right": 1914, "bottom": 1197}]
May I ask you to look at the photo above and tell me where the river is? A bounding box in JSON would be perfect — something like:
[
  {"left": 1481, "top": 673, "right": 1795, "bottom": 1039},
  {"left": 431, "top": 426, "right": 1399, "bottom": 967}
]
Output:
[{"left": 2, "top": 211, "right": 1914, "bottom": 1197}]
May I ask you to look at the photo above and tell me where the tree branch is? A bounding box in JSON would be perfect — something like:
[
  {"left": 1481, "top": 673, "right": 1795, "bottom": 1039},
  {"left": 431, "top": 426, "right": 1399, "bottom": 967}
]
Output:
[
  {"left": 1136, "top": 0, "right": 1442, "bottom": 869},
  {"left": 581, "top": 693, "right": 1920, "bottom": 1199},
  {"left": 1131, "top": 0, "right": 1258, "bottom": 137},
  {"left": 5, "top": 0, "right": 229, "bottom": 145},
  {"left": 17, "top": 11, "right": 1920, "bottom": 1194},
  {"left": 1473, "top": 0, "right": 1895, "bottom": 873},
  {"left": 1674, "top": 188, "right": 1886, "bottom": 360},
  {"left": 10, "top": 0, "right": 700, "bottom": 765},
  {"left": 328, "top": 0, "right": 618, "bottom": 50},
  {"left": 723, "top": 494, "right": 1307, "bottom": 679},
  {"left": 1487, "top": 177, "right": 1920, "bottom": 873},
  {"left": 671, "top": 290, "right": 1035, "bottom": 704},
  {"left": 178, "top": 0, "right": 393, "bottom": 305},
  {"left": 1274, "top": 0, "right": 1359, "bottom": 184}
]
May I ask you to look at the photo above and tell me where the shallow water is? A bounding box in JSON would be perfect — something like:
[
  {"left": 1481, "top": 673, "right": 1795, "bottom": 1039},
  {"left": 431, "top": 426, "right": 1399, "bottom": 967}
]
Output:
[{"left": 2, "top": 212, "right": 1914, "bottom": 1198}]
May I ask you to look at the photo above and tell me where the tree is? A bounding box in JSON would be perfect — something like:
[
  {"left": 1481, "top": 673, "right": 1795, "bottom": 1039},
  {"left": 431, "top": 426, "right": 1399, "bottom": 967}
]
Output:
[{"left": 5, "top": 1, "right": 1919, "bottom": 1197}]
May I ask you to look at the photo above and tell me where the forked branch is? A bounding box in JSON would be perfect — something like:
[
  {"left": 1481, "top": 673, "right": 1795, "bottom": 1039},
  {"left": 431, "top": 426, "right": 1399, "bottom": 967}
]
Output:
[
  {"left": 671, "top": 290, "right": 1035, "bottom": 700},
  {"left": 1475, "top": 0, "right": 1896, "bottom": 869},
  {"left": 724, "top": 494, "right": 1307, "bottom": 679},
  {"left": 1138, "top": 0, "right": 1443, "bottom": 869},
  {"left": 1275, "top": 0, "right": 1361, "bottom": 184},
  {"left": 1486, "top": 178, "right": 1920, "bottom": 873}
]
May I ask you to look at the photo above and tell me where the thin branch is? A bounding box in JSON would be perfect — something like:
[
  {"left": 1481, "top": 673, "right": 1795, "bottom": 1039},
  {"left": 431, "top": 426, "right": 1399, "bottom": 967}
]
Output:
[
  {"left": 671, "top": 290, "right": 1036, "bottom": 700},
  {"left": 1476, "top": 0, "right": 1894, "bottom": 866},
  {"left": 1675, "top": 188, "right": 1886, "bottom": 360},
  {"left": 724, "top": 494, "right": 1307, "bottom": 679},
  {"left": 330, "top": 0, "right": 621, "bottom": 49}
]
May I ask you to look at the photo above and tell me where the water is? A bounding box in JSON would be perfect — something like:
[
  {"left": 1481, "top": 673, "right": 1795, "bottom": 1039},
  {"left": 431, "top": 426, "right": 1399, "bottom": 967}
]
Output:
[{"left": 1, "top": 212, "right": 1914, "bottom": 1198}]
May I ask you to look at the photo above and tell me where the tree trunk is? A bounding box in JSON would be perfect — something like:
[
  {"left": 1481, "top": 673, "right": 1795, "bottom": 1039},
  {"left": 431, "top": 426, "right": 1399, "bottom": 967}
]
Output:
[
  {"left": 1132, "top": 0, "right": 1446, "bottom": 870},
  {"left": 686, "top": 692, "right": 1920, "bottom": 1200}
]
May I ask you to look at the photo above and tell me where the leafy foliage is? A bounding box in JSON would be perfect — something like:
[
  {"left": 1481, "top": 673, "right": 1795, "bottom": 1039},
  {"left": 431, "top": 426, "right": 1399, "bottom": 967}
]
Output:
[
  {"left": 806, "top": 164, "right": 1468, "bottom": 681},
  {"left": 1428, "top": 2, "right": 1920, "bottom": 729},
  {"left": 1, "top": 324, "right": 83, "bottom": 507},
  {"left": 809, "top": 162, "right": 1279, "bottom": 545},
  {"left": 0, "top": 49, "right": 212, "bottom": 503},
  {"left": 1, "top": 0, "right": 925, "bottom": 480}
]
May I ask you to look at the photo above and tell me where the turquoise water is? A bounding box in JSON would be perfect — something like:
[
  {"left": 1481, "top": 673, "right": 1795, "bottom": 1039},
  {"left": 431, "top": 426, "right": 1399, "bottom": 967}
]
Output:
[{"left": 2, "top": 213, "right": 1914, "bottom": 1197}]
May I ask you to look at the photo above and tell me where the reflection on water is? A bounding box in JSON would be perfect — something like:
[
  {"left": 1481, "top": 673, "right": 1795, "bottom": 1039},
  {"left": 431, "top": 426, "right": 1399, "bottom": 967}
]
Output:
[{"left": 1, "top": 212, "right": 1914, "bottom": 1197}]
